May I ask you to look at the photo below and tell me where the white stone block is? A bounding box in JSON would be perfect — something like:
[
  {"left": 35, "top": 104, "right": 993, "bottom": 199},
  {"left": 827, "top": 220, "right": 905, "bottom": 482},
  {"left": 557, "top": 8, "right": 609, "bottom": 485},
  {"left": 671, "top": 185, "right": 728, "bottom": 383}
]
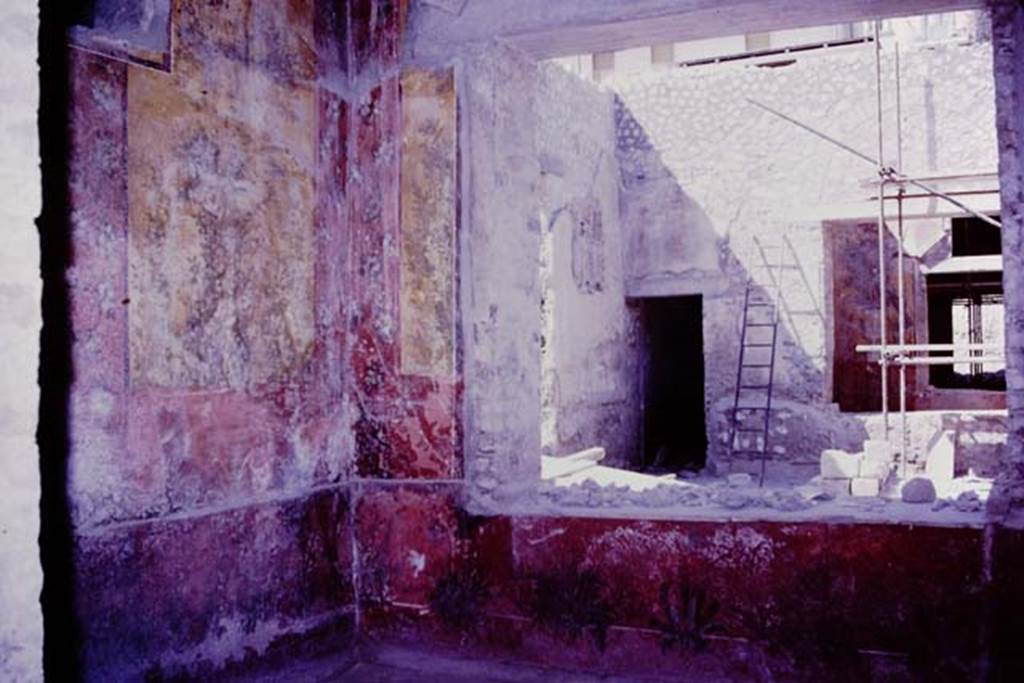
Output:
[
  {"left": 821, "top": 449, "right": 861, "bottom": 479},
  {"left": 862, "top": 439, "right": 894, "bottom": 461},
  {"left": 925, "top": 430, "right": 955, "bottom": 483},
  {"left": 818, "top": 478, "right": 851, "bottom": 497},
  {"left": 851, "top": 477, "right": 880, "bottom": 497},
  {"left": 859, "top": 452, "right": 891, "bottom": 479},
  {"left": 569, "top": 446, "right": 606, "bottom": 462}
]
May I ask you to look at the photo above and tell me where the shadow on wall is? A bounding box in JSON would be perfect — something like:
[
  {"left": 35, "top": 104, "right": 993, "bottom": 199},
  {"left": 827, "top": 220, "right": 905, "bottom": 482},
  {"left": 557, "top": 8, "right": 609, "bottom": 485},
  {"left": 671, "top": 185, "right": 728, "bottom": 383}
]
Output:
[
  {"left": 38, "top": 2, "right": 81, "bottom": 679},
  {"left": 613, "top": 95, "right": 868, "bottom": 473},
  {"left": 778, "top": 233, "right": 827, "bottom": 350}
]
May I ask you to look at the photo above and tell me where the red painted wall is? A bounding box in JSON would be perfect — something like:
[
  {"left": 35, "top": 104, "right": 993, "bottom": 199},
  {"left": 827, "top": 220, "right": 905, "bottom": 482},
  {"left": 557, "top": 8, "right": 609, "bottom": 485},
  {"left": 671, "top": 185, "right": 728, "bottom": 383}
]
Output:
[{"left": 62, "top": 3, "right": 1024, "bottom": 682}]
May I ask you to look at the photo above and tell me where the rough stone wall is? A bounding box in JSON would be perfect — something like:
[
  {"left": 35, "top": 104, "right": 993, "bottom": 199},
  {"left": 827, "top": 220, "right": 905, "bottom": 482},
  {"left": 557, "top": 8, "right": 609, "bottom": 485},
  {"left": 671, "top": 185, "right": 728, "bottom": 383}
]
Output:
[
  {"left": 535, "top": 64, "right": 642, "bottom": 467},
  {"left": 0, "top": 2, "right": 43, "bottom": 679},
  {"left": 612, "top": 42, "right": 998, "bottom": 466},
  {"left": 992, "top": 0, "right": 1024, "bottom": 508}
]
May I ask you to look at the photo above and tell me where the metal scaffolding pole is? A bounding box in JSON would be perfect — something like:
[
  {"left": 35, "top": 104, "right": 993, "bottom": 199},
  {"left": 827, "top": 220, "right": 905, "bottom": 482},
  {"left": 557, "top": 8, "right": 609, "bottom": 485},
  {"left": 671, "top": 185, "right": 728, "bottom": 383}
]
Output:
[
  {"left": 746, "top": 29, "right": 1003, "bottom": 476},
  {"left": 874, "top": 19, "right": 889, "bottom": 440},
  {"left": 891, "top": 356, "right": 1005, "bottom": 366},
  {"left": 857, "top": 342, "right": 1003, "bottom": 353},
  {"left": 895, "top": 41, "right": 908, "bottom": 479},
  {"left": 745, "top": 99, "right": 1003, "bottom": 230}
]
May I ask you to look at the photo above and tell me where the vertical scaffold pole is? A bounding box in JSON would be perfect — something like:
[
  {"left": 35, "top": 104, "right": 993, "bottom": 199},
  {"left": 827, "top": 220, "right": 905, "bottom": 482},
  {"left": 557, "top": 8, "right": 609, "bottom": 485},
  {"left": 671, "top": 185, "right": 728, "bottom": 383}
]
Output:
[
  {"left": 874, "top": 20, "right": 890, "bottom": 439},
  {"left": 895, "top": 42, "right": 908, "bottom": 478}
]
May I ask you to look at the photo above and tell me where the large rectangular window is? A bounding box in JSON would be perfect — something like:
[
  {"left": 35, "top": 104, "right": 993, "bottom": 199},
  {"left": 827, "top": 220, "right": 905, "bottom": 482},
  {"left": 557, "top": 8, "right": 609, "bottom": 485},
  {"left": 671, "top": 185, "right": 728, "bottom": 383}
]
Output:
[{"left": 927, "top": 271, "right": 1005, "bottom": 391}]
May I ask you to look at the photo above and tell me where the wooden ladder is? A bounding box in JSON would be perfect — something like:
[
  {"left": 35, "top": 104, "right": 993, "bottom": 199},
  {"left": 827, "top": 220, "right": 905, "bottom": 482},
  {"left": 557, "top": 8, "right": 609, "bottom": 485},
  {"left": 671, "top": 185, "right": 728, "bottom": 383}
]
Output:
[{"left": 727, "top": 247, "right": 783, "bottom": 487}]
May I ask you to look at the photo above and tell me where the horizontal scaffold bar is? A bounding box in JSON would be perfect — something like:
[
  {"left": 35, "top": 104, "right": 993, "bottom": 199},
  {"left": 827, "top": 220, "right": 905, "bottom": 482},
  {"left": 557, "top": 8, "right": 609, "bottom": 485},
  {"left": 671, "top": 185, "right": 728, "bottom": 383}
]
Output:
[
  {"left": 887, "top": 355, "right": 1005, "bottom": 366},
  {"left": 855, "top": 343, "right": 1003, "bottom": 353}
]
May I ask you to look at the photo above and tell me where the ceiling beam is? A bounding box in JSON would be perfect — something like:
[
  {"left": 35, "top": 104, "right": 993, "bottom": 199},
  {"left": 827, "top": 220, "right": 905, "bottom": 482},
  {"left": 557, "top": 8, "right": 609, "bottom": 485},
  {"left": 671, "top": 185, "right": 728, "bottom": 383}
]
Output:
[{"left": 410, "top": 0, "right": 986, "bottom": 60}]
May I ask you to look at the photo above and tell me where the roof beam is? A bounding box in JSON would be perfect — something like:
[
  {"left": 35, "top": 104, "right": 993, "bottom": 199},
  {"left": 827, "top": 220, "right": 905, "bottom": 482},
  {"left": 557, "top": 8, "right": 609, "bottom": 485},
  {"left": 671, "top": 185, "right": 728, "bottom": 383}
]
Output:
[{"left": 410, "top": 0, "right": 985, "bottom": 59}]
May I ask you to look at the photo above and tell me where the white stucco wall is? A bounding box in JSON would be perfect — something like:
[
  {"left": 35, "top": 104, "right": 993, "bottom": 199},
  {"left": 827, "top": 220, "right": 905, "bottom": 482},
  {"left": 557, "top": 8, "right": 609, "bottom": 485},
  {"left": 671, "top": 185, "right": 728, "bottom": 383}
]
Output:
[
  {"left": 462, "top": 44, "right": 642, "bottom": 504},
  {"left": 0, "top": 1, "right": 43, "bottom": 679},
  {"left": 535, "top": 63, "right": 642, "bottom": 468},
  {"left": 611, "top": 40, "right": 998, "bottom": 466}
]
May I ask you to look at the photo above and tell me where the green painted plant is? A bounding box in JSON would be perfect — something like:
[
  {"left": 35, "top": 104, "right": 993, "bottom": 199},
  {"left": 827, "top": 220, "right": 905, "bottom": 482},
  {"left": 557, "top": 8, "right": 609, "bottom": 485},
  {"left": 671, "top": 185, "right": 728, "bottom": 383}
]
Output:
[
  {"left": 428, "top": 565, "right": 490, "bottom": 632},
  {"left": 651, "top": 572, "right": 721, "bottom": 652},
  {"left": 528, "top": 565, "right": 613, "bottom": 651}
]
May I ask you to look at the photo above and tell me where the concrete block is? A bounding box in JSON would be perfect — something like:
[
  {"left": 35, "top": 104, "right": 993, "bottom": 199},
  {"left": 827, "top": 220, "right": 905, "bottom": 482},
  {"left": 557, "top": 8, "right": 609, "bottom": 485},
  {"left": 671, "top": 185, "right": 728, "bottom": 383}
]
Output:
[
  {"left": 851, "top": 477, "right": 880, "bottom": 497},
  {"left": 925, "top": 430, "right": 955, "bottom": 483},
  {"left": 821, "top": 449, "right": 861, "bottom": 479}
]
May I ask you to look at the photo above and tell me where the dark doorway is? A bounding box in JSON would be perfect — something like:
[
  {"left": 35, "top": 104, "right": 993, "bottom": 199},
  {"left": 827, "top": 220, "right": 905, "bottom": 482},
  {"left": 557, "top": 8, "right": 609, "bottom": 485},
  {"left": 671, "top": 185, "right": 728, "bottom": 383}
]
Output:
[{"left": 641, "top": 295, "right": 707, "bottom": 471}]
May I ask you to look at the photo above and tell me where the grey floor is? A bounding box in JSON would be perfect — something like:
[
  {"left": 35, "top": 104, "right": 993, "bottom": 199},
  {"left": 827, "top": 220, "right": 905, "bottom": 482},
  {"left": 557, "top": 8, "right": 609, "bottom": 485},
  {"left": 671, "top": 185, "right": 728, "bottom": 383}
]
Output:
[{"left": 229, "top": 645, "right": 703, "bottom": 682}]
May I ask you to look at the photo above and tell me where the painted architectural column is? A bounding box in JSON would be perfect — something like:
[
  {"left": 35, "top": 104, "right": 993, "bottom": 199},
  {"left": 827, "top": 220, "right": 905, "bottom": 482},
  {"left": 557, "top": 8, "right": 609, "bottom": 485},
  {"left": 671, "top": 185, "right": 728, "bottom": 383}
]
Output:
[{"left": 992, "top": 0, "right": 1024, "bottom": 509}]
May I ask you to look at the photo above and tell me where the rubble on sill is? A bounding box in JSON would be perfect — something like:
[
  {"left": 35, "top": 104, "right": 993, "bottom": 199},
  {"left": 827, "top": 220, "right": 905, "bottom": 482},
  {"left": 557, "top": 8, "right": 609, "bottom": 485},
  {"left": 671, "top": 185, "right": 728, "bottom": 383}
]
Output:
[{"left": 535, "top": 443, "right": 994, "bottom": 524}]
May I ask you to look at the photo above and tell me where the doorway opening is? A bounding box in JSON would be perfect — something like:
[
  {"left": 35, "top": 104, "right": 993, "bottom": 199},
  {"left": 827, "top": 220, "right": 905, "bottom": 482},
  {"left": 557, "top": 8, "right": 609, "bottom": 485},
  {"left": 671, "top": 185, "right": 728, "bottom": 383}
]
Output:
[{"left": 642, "top": 295, "right": 707, "bottom": 471}]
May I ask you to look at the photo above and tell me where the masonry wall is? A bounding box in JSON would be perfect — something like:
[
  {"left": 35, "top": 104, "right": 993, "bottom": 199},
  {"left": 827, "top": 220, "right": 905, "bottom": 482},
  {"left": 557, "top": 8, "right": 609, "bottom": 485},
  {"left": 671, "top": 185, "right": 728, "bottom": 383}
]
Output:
[
  {"left": 536, "top": 64, "right": 642, "bottom": 468},
  {"left": 37, "top": 3, "right": 1024, "bottom": 681},
  {"left": 19, "top": 1, "right": 466, "bottom": 676},
  {"left": 358, "top": 13, "right": 1024, "bottom": 682},
  {"left": 65, "top": 3, "right": 353, "bottom": 678},
  {"left": 361, "top": 511, "right": 1024, "bottom": 682},
  {"left": 459, "top": 45, "right": 543, "bottom": 504},
  {"left": 60, "top": 0, "right": 463, "bottom": 678},
  {"left": 992, "top": 0, "right": 1024, "bottom": 509},
  {"left": 827, "top": 214, "right": 1008, "bottom": 414},
  {"left": 346, "top": 0, "right": 465, "bottom": 642},
  {"left": 0, "top": 1, "right": 43, "bottom": 680},
  {"left": 356, "top": 26, "right": 1024, "bottom": 667},
  {"left": 612, "top": 41, "right": 999, "bottom": 469}
]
